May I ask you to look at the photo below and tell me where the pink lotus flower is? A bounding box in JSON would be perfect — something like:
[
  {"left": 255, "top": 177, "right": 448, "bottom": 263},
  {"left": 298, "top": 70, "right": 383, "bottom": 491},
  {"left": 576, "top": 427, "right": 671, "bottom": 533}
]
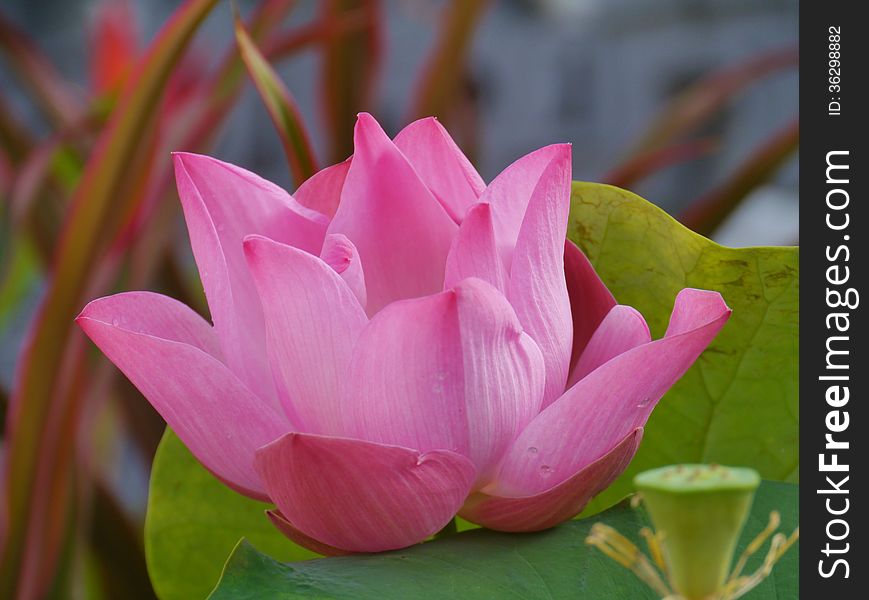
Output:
[{"left": 77, "top": 113, "right": 730, "bottom": 554}]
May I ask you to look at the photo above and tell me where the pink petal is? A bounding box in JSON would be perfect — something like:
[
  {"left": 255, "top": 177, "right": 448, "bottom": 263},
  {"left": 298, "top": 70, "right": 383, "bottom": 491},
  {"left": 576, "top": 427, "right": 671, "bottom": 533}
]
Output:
[
  {"left": 444, "top": 202, "right": 507, "bottom": 292},
  {"left": 507, "top": 146, "right": 573, "bottom": 407},
  {"left": 393, "top": 117, "right": 485, "bottom": 222},
  {"left": 564, "top": 240, "right": 617, "bottom": 373},
  {"left": 326, "top": 113, "right": 457, "bottom": 315},
  {"left": 293, "top": 158, "right": 350, "bottom": 218},
  {"left": 76, "top": 291, "right": 221, "bottom": 356},
  {"left": 77, "top": 293, "right": 289, "bottom": 499},
  {"left": 566, "top": 304, "right": 651, "bottom": 388},
  {"left": 255, "top": 432, "right": 476, "bottom": 552},
  {"left": 266, "top": 510, "right": 351, "bottom": 556},
  {"left": 319, "top": 233, "right": 367, "bottom": 309},
  {"left": 665, "top": 288, "right": 734, "bottom": 336},
  {"left": 345, "top": 278, "right": 545, "bottom": 482},
  {"left": 243, "top": 235, "right": 367, "bottom": 434},
  {"left": 460, "top": 428, "right": 642, "bottom": 531},
  {"left": 173, "top": 153, "right": 328, "bottom": 405},
  {"left": 490, "top": 289, "right": 730, "bottom": 497},
  {"left": 481, "top": 144, "right": 570, "bottom": 267}
]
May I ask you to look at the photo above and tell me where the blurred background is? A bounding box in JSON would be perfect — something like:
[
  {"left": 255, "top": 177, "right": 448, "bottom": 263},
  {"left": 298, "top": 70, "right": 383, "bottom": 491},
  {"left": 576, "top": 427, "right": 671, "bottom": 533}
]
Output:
[{"left": 1, "top": 0, "right": 797, "bottom": 598}]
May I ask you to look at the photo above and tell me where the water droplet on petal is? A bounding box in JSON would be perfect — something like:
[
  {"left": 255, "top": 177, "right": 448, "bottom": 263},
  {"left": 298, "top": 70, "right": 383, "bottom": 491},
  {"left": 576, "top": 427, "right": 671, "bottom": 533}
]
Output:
[
  {"left": 527, "top": 447, "right": 538, "bottom": 454},
  {"left": 637, "top": 397, "right": 652, "bottom": 408},
  {"left": 111, "top": 318, "right": 120, "bottom": 327},
  {"left": 539, "top": 465, "right": 553, "bottom": 477}
]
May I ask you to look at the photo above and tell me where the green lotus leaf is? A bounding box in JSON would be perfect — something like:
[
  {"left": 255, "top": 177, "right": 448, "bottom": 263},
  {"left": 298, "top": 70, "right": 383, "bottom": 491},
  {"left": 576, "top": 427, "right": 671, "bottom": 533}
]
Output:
[{"left": 208, "top": 481, "right": 797, "bottom": 599}]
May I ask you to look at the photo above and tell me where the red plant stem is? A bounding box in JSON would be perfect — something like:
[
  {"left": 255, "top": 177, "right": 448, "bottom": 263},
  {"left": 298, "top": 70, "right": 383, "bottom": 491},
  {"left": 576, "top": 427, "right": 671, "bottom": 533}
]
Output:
[
  {"left": 603, "top": 138, "right": 718, "bottom": 190},
  {"left": 679, "top": 118, "right": 799, "bottom": 236},
  {"left": 0, "top": 2, "right": 219, "bottom": 596},
  {"left": 319, "top": 0, "right": 382, "bottom": 162},
  {"left": 0, "top": 93, "right": 34, "bottom": 163},
  {"left": 631, "top": 47, "right": 798, "bottom": 156},
  {"left": 265, "top": 8, "right": 371, "bottom": 61},
  {"left": 408, "top": 0, "right": 492, "bottom": 124},
  {"left": 0, "top": 12, "right": 86, "bottom": 128}
]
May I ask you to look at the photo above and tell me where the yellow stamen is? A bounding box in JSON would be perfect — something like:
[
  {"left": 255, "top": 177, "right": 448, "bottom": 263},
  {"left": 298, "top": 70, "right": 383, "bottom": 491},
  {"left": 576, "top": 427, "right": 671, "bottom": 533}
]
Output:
[
  {"left": 721, "top": 524, "right": 799, "bottom": 600},
  {"left": 640, "top": 527, "right": 668, "bottom": 576},
  {"left": 585, "top": 524, "right": 673, "bottom": 598},
  {"left": 727, "top": 511, "right": 781, "bottom": 582}
]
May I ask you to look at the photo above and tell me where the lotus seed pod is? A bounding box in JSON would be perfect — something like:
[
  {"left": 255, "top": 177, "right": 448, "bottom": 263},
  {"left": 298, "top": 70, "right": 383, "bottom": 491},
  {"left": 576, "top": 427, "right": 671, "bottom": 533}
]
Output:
[{"left": 633, "top": 464, "right": 760, "bottom": 600}]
